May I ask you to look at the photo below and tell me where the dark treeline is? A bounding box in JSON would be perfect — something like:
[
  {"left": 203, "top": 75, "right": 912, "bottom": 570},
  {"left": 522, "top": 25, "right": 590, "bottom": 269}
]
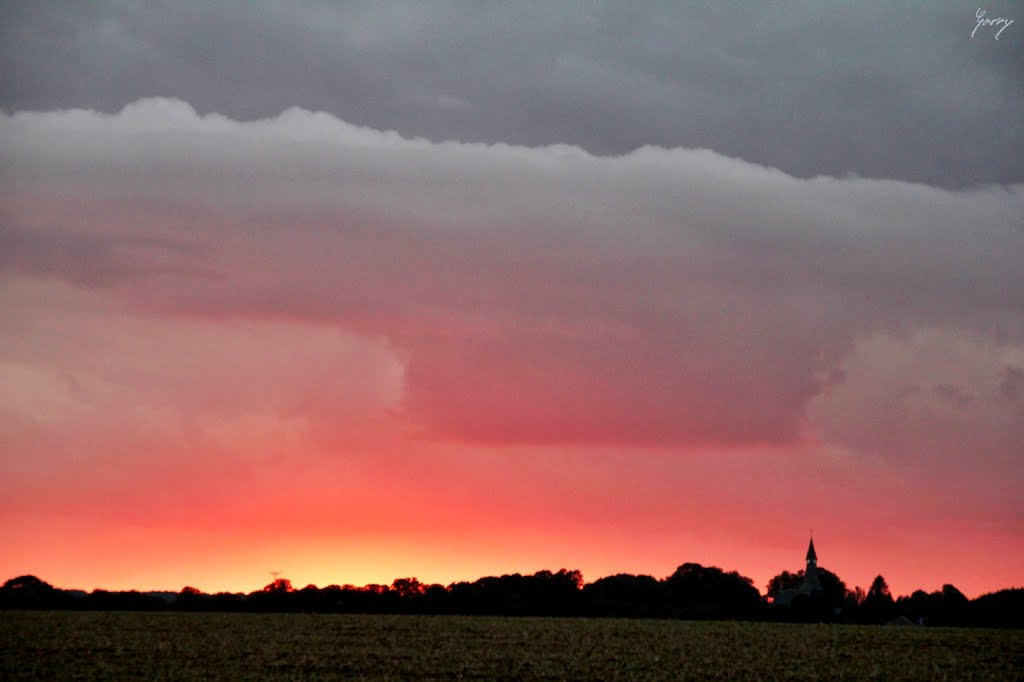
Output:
[{"left": 2, "top": 566, "right": 1020, "bottom": 628}]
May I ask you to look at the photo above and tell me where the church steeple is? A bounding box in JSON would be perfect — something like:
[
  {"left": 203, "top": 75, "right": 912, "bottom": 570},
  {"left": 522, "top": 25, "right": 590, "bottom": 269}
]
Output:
[
  {"left": 804, "top": 537, "right": 822, "bottom": 591},
  {"left": 773, "top": 537, "right": 824, "bottom": 606}
]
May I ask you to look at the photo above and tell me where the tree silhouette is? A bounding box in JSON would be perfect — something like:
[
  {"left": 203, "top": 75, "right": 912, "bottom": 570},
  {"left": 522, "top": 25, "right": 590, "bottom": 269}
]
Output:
[
  {"left": 896, "top": 583, "right": 969, "bottom": 626},
  {"left": 1, "top": 575, "right": 56, "bottom": 596},
  {"left": 868, "top": 575, "right": 891, "bottom": 600},
  {"left": 582, "top": 574, "right": 666, "bottom": 618},
  {"left": 2, "top": 567, "right": 1019, "bottom": 626},
  {"left": 766, "top": 570, "right": 801, "bottom": 600},
  {"left": 391, "top": 578, "right": 425, "bottom": 598},
  {"left": 970, "top": 587, "right": 1024, "bottom": 628},
  {"left": 262, "top": 578, "right": 294, "bottom": 593},
  {"left": 0, "top": 575, "right": 68, "bottom": 609},
  {"left": 663, "top": 563, "right": 761, "bottom": 619},
  {"left": 860, "top": 575, "right": 897, "bottom": 623}
]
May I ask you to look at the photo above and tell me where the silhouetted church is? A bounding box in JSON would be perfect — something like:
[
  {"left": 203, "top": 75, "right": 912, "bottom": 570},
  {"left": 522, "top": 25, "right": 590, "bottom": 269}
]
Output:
[{"left": 773, "top": 538, "right": 824, "bottom": 607}]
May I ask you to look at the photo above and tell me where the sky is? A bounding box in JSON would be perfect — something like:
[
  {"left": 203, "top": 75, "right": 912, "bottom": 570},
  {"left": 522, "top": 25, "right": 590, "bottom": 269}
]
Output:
[{"left": 0, "top": 2, "right": 1022, "bottom": 598}]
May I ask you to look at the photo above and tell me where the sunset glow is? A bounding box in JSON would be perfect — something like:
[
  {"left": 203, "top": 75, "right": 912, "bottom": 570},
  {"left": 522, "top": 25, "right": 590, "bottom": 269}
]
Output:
[{"left": 1, "top": 3, "right": 1021, "bottom": 602}]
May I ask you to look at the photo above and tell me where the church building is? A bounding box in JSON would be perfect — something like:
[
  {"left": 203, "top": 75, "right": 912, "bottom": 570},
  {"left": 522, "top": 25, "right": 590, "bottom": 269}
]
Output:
[{"left": 773, "top": 538, "right": 824, "bottom": 607}]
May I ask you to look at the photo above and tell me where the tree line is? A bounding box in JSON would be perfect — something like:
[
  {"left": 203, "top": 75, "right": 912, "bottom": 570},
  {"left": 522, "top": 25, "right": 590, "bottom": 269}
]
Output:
[{"left": 1, "top": 564, "right": 1020, "bottom": 628}]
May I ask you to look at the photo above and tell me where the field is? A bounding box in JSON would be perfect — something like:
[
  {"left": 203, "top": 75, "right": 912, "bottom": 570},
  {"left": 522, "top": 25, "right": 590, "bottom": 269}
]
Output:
[{"left": 1, "top": 611, "right": 1021, "bottom": 680}]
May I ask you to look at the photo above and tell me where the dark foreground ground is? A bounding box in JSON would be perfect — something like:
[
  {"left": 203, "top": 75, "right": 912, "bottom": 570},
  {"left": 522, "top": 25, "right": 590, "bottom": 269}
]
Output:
[{"left": 1, "top": 611, "right": 1020, "bottom": 680}]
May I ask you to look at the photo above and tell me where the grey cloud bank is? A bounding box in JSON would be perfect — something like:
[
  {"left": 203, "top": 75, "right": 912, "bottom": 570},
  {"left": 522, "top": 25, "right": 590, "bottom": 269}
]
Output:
[{"left": 1, "top": 1, "right": 1021, "bottom": 188}]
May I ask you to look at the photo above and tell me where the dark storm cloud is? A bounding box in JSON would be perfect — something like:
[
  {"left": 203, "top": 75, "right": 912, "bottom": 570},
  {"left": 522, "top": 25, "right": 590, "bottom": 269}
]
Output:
[{"left": 1, "top": 1, "right": 1021, "bottom": 187}]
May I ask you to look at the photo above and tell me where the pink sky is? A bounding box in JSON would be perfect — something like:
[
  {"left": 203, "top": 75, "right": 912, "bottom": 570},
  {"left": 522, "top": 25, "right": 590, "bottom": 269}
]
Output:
[{"left": 1, "top": 100, "right": 1022, "bottom": 598}]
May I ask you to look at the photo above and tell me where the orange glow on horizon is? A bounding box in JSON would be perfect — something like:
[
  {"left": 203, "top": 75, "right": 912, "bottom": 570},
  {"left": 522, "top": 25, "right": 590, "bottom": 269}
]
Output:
[{"left": 3, "top": 503, "right": 1020, "bottom": 600}]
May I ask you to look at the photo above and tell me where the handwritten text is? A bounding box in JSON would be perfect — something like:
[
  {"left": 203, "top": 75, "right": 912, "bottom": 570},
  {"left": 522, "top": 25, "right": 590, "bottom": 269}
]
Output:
[{"left": 972, "top": 9, "right": 1014, "bottom": 40}]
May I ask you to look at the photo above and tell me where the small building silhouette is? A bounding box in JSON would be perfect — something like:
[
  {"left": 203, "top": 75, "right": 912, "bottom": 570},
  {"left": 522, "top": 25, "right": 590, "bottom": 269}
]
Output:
[{"left": 773, "top": 538, "right": 824, "bottom": 607}]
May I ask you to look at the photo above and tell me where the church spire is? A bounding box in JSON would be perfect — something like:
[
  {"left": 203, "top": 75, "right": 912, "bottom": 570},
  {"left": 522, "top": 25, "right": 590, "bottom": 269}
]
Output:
[{"left": 806, "top": 537, "right": 817, "bottom": 565}]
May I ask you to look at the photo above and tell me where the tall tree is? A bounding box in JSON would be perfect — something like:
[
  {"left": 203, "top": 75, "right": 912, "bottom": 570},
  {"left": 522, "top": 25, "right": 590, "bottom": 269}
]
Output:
[{"left": 860, "top": 575, "right": 896, "bottom": 623}]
